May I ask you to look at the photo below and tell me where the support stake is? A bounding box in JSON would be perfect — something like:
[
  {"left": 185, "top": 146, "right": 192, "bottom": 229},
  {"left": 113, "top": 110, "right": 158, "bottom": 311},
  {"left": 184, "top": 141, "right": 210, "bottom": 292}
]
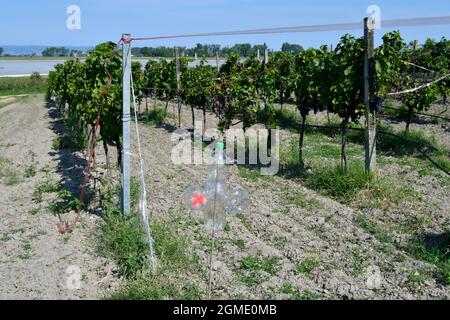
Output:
[
  {"left": 216, "top": 51, "right": 220, "bottom": 71},
  {"left": 364, "top": 18, "right": 376, "bottom": 173},
  {"left": 121, "top": 33, "right": 131, "bottom": 215},
  {"left": 264, "top": 46, "right": 269, "bottom": 65},
  {"left": 175, "top": 47, "right": 182, "bottom": 127}
]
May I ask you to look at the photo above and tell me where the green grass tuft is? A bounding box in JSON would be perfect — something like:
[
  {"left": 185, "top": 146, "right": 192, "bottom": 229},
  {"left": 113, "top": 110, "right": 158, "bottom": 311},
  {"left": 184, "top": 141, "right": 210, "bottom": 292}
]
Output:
[
  {"left": 48, "top": 190, "right": 80, "bottom": 215},
  {"left": 107, "top": 216, "right": 202, "bottom": 299},
  {"left": 33, "top": 172, "right": 58, "bottom": 202},
  {"left": 408, "top": 234, "right": 450, "bottom": 285},
  {"left": 296, "top": 257, "right": 319, "bottom": 274},
  {"left": 139, "top": 108, "right": 172, "bottom": 126},
  {"left": 304, "top": 161, "right": 414, "bottom": 208},
  {"left": 24, "top": 151, "right": 37, "bottom": 178},
  {"left": 305, "top": 163, "right": 371, "bottom": 200},
  {"left": 231, "top": 239, "right": 246, "bottom": 250},
  {"left": 376, "top": 127, "right": 441, "bottom": 156},
  {"left": 0, "top": 156, "right": 22, "bottom": 186},
  {"left": 237, "top": 255, "right": 280, "bottom": 287},
  {"left": 0, "top": 75, "right": 47, "bottom": 97},
  {"left": 100, "top": 205, "right": 149, "bottom": 278},
  {"left": 100, "top": 183, "right": 201, "bottom": 299}
]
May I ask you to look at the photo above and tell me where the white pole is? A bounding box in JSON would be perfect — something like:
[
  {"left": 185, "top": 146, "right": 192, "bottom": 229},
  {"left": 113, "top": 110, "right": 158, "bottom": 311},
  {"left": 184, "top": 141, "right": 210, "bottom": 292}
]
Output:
[{"left": 122, "top": 33, "right": 132, "bottom": 215}]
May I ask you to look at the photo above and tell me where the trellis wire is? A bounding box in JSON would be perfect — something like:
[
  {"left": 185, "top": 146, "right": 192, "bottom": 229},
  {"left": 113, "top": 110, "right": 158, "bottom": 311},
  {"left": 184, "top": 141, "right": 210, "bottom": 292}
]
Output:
[
  {"left": 403, "top": 61, "right": 438, "bottom": 74},
  {"left": 305, "top": 124, "right": 450, "bottom": 176},
  {"left": 131, "top": 70, "right": 158, "bottom": 273},
  {"left": 382, "top": 105, "right": 450, "bottom": 122},
  {"left": 387, "top": 72, "right": 450, "bottom": 96},
  {"left": 208, "top": 160, "right": 220, "bottom": 300},
  {"left": 126, "top": 16, "right": 450, "bottom": 42}
]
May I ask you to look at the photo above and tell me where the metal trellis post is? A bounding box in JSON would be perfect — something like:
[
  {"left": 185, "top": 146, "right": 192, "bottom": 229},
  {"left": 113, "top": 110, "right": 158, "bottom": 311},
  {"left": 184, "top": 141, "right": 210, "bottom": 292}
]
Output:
[{"left": 121, "top": 33, "right": 132, "bottom": 215}]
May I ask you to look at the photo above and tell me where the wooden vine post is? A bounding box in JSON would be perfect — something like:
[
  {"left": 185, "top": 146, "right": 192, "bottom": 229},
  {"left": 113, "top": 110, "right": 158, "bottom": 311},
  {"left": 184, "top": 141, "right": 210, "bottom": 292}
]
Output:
[
  {"left": 176, "top": 47, "right": 182, "bottom": 127},
  {"left": 216, "top": 51, "right": 220, "bottom": 71},
  {"left": 364, "top": 17, "right": 377, "bottom": 173},
  {"left": 413, "top": 40, "right": 419, "bottom": 81},
  {"left": 264, "top": 47, "right": 269, "bottom": 65}
]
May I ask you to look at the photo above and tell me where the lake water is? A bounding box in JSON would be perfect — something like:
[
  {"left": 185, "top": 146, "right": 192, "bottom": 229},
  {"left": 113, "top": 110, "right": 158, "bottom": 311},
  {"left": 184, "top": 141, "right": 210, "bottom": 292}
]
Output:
[
  {"left": 0, "top": 45, "right": 92, "bottom": 56},
  {"left": 0, "top": 60, "right": 61, "bottom": 76},
  {"left": 0, "top": 58, "right": 227, "bottom": 76}
]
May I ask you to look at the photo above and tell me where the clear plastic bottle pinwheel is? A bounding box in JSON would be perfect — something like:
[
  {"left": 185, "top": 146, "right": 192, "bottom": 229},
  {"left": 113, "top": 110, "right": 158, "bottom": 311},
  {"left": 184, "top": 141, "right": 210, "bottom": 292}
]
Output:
[{"left": 183, "top": 142, "right": 249, "bottom": 232}]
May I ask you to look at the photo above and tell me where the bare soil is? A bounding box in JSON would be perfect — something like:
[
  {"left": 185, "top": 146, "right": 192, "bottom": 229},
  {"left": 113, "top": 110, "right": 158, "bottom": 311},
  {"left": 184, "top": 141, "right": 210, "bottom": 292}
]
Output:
[
  {"left": 0, "top": 95, "right": 118, "bottom": 300},
  {"left": 1, "top": 95, "right": 449, "bottom": 300}
]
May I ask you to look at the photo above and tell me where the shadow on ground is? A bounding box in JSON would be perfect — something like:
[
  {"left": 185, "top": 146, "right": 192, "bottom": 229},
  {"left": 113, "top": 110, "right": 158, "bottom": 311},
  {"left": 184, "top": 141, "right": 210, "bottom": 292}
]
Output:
[
  {"left": 45, "top": 101, "right": 97, "bottom": 216},
  {"left": 410, "top": 231, "right": 450, "bottom": 285}
]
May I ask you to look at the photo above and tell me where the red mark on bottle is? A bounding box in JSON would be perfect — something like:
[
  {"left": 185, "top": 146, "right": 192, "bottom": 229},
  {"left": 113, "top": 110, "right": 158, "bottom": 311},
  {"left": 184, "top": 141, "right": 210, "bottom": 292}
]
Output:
[{"left": 191, "top": 191, "right": 207, "bottom": 209}]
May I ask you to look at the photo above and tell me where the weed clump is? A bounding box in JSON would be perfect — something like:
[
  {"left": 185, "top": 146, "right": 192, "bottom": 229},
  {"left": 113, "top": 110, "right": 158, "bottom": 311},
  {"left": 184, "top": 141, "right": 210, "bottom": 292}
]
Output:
[
  {"left": 139, "top": 108, "right": 171, "bottom": 126},
  {"left": 304, "top": 162, "right": 414, "bottom": 208},
  {"left": 99, "top": 183, "right": 201, "bottom": 299},
  {"left": 0, "top": 156, "right": 22, "bottom": 186},
  {"left": 408, "top": 233, "right": 450, "bottom": 285}
]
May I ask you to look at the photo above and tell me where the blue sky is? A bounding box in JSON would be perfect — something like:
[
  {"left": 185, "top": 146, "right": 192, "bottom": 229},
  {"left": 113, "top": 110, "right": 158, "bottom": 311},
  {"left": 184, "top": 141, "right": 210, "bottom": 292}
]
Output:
[{"left": 1, "top": 0, "right": 449, "bottom": 49}]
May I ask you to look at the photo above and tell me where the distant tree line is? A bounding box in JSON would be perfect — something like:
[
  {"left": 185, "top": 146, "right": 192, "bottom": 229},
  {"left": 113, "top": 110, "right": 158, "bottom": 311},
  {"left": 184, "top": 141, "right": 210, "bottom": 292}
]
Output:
[
  {"left": 280, "top": 42, "right": 304, "bottom": 54},
  {"left": 42, "top": 47, "right": 85, "bottom": 57},
  {"left": 0, "top": 47, "right": 3, "bottom": 56},
  {"left": 131, "top": 42, "right": 304, "bottom": 58},
  {"left": 34, "top": 43, "right": 304, "bottom": 58}
]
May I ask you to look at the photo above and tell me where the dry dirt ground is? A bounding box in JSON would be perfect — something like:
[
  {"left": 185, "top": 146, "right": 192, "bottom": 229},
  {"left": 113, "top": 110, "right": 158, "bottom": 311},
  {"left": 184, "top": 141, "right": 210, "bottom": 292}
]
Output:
[
  {"left": 132, "top": 99, "right": 449, "bottom": 299},
  {"left": 0, "top": 95, "right": 118, "bottom": 300},
  {"left": 1, "top": 95, "right": 449, "bottom": 300}
]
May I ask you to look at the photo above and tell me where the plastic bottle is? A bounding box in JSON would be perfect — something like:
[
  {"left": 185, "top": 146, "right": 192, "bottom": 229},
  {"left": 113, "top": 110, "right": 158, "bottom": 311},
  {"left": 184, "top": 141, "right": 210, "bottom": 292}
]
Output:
[{"left": 183, "top": 141, "right": 248, "bottom": 232}]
